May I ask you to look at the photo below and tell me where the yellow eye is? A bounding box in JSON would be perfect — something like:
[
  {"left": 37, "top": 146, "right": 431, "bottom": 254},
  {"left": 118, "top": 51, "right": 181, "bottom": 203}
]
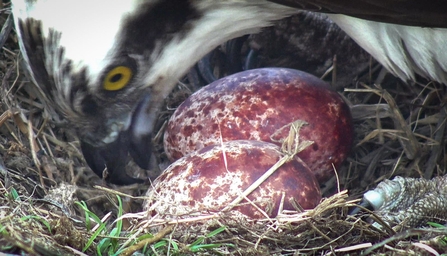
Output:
[{"left": 103, "top": 66, "right": 133, "bottom": 91}]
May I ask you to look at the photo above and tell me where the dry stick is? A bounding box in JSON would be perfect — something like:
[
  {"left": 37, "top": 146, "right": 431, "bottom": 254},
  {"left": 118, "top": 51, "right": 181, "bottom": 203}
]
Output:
[
  {"left": 223, "top": 120, "right": 313, "bottom": 212},
  {"left": 381, "top": 89, "right": 420, "bottom": 159},
  {"left": 0, "top": 109, "right": 13, "bottom": 127},
  {"left": 6, "top": 51, "right": 20, "bottom": 96},
  {"left": 93, "top": 185, "right": 147, "bottom": 200},
  {"left": 27, "top": 115, "right": 46, "bottom": 191},
  {"left": 222, "top": 154, "right": 292, "bottom": 212},
  {"left": 424, "top": 104, "right": 446, "bottom": 179},
  {"left": 306, "top": 220, "right": 332, "bottom": 242},
  {"left": 121, "top": 225, "right": 174, "bottom": 256},
  {"left": 347, "top": 87, "right": 420, "bottom": 159}
]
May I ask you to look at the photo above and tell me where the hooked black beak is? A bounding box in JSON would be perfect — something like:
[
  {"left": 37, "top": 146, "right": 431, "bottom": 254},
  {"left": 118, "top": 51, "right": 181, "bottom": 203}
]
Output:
[
  {"left": 80, "top": 94, "right": 157, "bottom": 185},
  {"left": 80, "top": 133, "right": 145, "bottom": 185}
]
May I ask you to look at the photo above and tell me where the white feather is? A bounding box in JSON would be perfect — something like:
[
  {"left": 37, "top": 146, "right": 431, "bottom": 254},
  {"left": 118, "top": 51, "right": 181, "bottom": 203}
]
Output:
[{"left": 329, "top": 14, "right": 447, "bottom": 84}]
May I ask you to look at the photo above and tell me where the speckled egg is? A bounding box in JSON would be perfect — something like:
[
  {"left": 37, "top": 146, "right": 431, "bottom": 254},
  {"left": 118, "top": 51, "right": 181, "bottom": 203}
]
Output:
[
  {"left": 164, "top": 68, "right": 353, "bottom": 183},
  {"left": 145, "top": 140, "right": 321, "bottom": 219}
]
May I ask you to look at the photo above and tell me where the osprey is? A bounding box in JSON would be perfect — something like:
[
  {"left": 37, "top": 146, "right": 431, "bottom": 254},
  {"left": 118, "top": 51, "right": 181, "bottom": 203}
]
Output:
[{"left": 12, "top": 0, "right": 447, "bottom": 184}]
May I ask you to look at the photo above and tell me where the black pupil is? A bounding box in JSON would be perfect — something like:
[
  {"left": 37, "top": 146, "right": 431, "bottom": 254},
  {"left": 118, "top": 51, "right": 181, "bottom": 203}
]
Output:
[{"left": 110, "top": 73, "right": 123, "bottom": 83}]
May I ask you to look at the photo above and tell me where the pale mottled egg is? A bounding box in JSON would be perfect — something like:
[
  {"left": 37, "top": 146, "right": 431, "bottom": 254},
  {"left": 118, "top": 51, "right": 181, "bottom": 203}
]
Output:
[
  {"left": 145, "top": 140, "right": 321, "bottom": 218},
  {"left": 164, "top": 68, "right": 353, "bottom": 183}
]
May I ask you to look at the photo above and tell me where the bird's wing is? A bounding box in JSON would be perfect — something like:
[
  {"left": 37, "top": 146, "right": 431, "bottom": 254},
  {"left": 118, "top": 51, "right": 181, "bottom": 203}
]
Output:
[
  {"left": 268, "top": 0, "right": 447, "bottom": 27},
  {"left": 269, "top": 0, "right": 447, "bottom": 83}
]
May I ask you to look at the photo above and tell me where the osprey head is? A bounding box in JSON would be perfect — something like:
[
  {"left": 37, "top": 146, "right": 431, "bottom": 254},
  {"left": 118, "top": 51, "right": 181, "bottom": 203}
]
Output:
[
  {"left": 13, "top": 0, "right": 298, "bottom": 184},
  {"left": 13, "top": 0, "right": 206, "bottom": 184}
]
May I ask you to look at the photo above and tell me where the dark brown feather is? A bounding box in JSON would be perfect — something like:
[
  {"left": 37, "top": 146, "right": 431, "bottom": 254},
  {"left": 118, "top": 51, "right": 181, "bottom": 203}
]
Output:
[{"left": 269, "top": 0, "right": 447, "bottom": 27}]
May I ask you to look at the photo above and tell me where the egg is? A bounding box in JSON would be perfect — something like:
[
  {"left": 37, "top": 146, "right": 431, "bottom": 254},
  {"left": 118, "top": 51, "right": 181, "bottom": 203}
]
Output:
[
  {"left": 145, "top": 140, "right": 321, "bottom": 219},
  {"left": 164, "top": 68, "right": 353, "bottom": 183}
]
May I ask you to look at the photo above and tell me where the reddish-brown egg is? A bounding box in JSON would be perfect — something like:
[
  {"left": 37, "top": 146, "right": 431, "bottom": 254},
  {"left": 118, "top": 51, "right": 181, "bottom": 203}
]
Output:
[
  {"left": 164, "top": 68, "right": 353, "bottom": 183},
  {"left": 145, "top": 140, "right": 321, "bottom": 219}
]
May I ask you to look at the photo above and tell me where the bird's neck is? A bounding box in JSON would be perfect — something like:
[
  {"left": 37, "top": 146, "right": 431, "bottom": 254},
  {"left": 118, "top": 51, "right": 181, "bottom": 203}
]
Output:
[{"left": 142, "top": 1, "right": 299, "bottom": 99}]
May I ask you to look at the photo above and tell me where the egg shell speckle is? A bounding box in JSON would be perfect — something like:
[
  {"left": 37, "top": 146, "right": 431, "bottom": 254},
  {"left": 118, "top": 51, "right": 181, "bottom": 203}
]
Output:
[
  {"left": 145, "top": 140, "right": 321, "bottom": 219},
  {"left": 164, "top": 68, "right": 353, "bottom": 183}
]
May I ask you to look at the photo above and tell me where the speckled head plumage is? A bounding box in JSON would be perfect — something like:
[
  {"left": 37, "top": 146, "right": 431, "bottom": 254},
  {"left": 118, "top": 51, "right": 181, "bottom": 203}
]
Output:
[{"left": 14, "top": 0, "right": 204, "bottom": 145}]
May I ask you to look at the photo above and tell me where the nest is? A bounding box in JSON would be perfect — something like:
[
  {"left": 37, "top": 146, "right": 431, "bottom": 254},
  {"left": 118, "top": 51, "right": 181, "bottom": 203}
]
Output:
[{"left": 1, "top": 8, "right": 447, "bottom": 256}]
